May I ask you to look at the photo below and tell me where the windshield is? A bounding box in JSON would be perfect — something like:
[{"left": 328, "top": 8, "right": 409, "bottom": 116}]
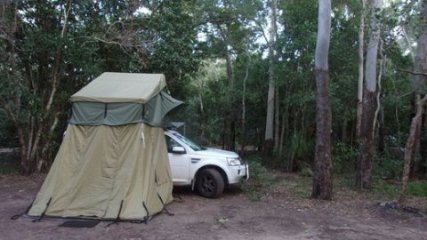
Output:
[{"left": 172, "top": 132, "right": 206, "bottom": 151}]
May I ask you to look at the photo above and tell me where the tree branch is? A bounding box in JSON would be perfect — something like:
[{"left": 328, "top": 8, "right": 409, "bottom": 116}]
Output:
[{"left": 398, "top": 68, "right": 427, "bottom": 76}]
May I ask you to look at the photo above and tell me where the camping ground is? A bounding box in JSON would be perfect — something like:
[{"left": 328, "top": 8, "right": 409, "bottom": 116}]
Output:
[{"left": 1, "top": 171, "right": 426, "bottom": 240}]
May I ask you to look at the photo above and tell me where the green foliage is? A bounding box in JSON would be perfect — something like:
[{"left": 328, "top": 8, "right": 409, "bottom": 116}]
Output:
[
  {"left": 0, "top": 109, "right": 17, "bottom": 147},
  {"left": 374, "top": 135, "right": 406, "bottom": 180},
  {"left": 178, "top": 60, "right": 228, "bottom": 144},
  {"left": 0, "top": 153, "right": 20, "bottom": 174},
  {"left": 0, "top": 0, "right": 423, "bottom": 180},
  {"left": 332, "top": 142, "right": 357, "bottom": 174},
  {"left": 286, "top": 131, "right": 313, "bottom": 171},
  {"left": 0, "top": 0, "right": 202, "bottom": 173},
  {"left": 298, "top": 163, "right": 313, "bottom": 177},
  {"left": 144, "top": 1, "right": 201, "bottom": 95},
  {"left": 242, "top": 154, "right": 276, "bottom": 201}
]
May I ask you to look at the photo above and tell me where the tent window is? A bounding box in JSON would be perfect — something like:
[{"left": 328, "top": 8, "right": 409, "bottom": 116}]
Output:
[{"left": 69, "top": 90, "right": 182, "bottom": 127}]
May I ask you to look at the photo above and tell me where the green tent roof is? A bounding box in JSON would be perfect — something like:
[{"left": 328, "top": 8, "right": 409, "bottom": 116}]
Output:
[
  {"left": 70, "top": 72, "right": 167, "bottom": 103},
  {"left": 69, "top": 72, "right": 182, "bottom": 127}
]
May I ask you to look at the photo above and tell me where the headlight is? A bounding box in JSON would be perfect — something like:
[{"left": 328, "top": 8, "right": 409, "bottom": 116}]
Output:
[{"left": 227, "top": 157, "right": 242, "bottom": 166}]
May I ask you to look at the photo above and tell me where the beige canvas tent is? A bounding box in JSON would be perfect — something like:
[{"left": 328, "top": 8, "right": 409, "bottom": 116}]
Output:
[{"left": 27, "top": 72, "right": 182, "bottom": 221}]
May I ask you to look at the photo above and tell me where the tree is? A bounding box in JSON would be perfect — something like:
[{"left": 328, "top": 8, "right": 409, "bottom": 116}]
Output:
[
  {"left": 195, "top": 0, "right": 262, "bottom": 150},
  {"left": 0, "top": 0, "right": 75, "bottom": 174},
  {"left": 398, "top": 0, "right": 427, "bottom": 207},
  {"left": 264, "top": 0, "right": 278, "bottom": 154},
  {"left": 143, "top": 1, "right": 201, "bottom": 94},
  {"left": 356, "top": 0, "right": 383, "bottom": 189},
  {"left": 312, "top": 0, "right": 333, "bottom": 200},
  {"left": 0, "top": 0, "right": 201, "bottom": 174},
  {"left": 357, "top": 0, "right": 366, "bottom": 137}
]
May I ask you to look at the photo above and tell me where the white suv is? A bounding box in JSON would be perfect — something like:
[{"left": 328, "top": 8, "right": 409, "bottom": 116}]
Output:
[{"left": 164, "top": 130, "right": 249, "bottom": 198}]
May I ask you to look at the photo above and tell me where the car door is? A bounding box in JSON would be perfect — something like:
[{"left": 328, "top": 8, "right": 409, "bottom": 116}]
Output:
[{"left": 165, "top": 134, "right": 191, "bottom": 184}]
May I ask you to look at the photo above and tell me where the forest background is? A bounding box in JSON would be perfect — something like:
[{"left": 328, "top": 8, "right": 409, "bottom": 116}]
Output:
[{"left": 0, "top": 0, "right": 426, "bottom": 204}]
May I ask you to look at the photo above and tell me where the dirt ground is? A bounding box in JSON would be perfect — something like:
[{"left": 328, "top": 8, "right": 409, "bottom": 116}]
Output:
[{"left": 1, "top": 173, "right": 426, "bottom": 240}]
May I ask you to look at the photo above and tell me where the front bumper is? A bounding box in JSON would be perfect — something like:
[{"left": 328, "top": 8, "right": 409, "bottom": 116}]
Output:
[{"left": 228, "top": 163, "right": 249, "bottom": 184}]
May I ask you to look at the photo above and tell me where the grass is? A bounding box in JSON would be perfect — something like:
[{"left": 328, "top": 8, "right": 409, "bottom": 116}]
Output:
[
  {"left": 369, "top": 179, "right": 427, "bottom": 198},
  {"left": 371, "top": 179, "right": 400, "bottom": 198},
  {"left": 290, "top": 177, "right": 312, "bottom": 198},
  {"left": 407, "top": 181, "right": 427, "bottom": 197}
]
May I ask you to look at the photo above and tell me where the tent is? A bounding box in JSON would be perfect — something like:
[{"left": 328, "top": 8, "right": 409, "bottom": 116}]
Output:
[{"left": 27, "top": 72, "right": 182, "bottom": 221}]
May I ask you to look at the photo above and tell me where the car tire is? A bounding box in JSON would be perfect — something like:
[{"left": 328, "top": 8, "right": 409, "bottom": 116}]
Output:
[{"left": 196, "top": 168, "right": 225, "bottom": 198}]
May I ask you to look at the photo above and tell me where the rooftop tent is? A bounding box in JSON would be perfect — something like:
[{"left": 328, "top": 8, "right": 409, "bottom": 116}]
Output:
[
  {"left": 27, "top": 72, "right": 182, "bottom": 221},
  {"left": 69, "top": 72, "right": 182, "bottom": 126}
]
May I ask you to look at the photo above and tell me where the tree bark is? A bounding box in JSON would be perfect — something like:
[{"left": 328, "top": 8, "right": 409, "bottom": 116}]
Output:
[
  {"left": 240, "top": 56, "right": 250, "bottom": 156},
  {"left": 417, "top": 107, "right": 427, "bottom": 175},
  {"left": 356, "top": 0, "right": 366, "bottom": 137},
  {"left": 312, "top": 69, "right": 333, "bottom": 199},
  {"left": 312, "top": 0, "right": 333, "bottom": 200},
  {"left": 398, "top": 95, "right": 427, "bottom": 207},
  {"left": 399, "top": 0, "right": 427, "bottom": 205},
  {"left": 225, "top": 49, "right": 236, "bottom": 151},
  {"left": 274, "top": 88, "right": 280, "bottom": 152},
  {"left": 217, "top": 24, "right": 235, "bottom": 151},
  {"left": 279, "top": 103, "right": 289, "bottom": 160},
  {"left": 356, "top": 91, "right": 377, "bottom": 188},
  {"left": 264, "top": 0, "right": 278, "bottom": 155},
  {"left": 413, "top": 0, "right": 427, "bottom": 176},
  {"left": 356, "top": 0, "right": 382, "bottom": 189}
]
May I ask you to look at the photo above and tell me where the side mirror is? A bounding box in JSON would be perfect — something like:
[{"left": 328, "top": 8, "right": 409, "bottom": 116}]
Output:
[{"left": 171, "top": 146, "right": 186, "bottom": 154}]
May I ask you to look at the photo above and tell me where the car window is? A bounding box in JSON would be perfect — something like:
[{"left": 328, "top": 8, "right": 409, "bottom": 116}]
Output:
[
  {"left": 172, "top": 132, "right": 206, "bottom": 151},
  {"left": 165, "top": 135, "right": 183, "bottom": 153}
]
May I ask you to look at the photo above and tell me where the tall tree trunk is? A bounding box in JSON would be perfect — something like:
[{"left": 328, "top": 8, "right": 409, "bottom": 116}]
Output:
[
  {"left": 241, "top": 56, "right": 250, "bottom": 156},
  {"left": 356, "top": 0, "right": 366, "bottom": 137},
  {"left": 399, "top": 0, "right": 427, "bottom": 206},
  {"left": 417, "top": 108, "right": 427, "bottom": 175},
  {"left": 378, "top": 105, "right": 385, "bottom": 153},
  {"left": 264, "top": 0, "right": 278, "bottom": 154},
  {"left": 399, "top": 95, "right": 427, "bottom": 206},
  {"left": 279, "top": 103, "right": 289, "bottom": 160},
  {"left": 274, "top": 88, "right": 280, "bottom": 152},
  {"left": 376, "top": 42, "right": 385, "bottom": 153},
  {"left": 312, "top": 0, "right": 333, "bottom": 200},
  {"left": 225, "top": 48, "right": 235, "bottom": 151},
  {"left": 356, "top": 0, "right": 382, "bottom": 189},
  {"left": 341, "top": 118, "right": 347, "bottom": 142},
  {"left": 217, "top": 24, "right": 235, "bottom": 151}
]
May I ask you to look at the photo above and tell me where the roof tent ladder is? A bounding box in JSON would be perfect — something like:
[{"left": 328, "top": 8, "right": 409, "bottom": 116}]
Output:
[
  {"left": 33, "top": 197, "right": 52, "bottom": 222},
  {"left": 106, "top": 200, "right": 124, "bottom": 227},
  {"left": 10, "top": 199, "right": 35, "bottom": 220},
  {"left": 157, "top": 193, "right": 174, "bottom": 216},
  {"left": 142, "top": 201, "right": 151, "bottom": 224}
]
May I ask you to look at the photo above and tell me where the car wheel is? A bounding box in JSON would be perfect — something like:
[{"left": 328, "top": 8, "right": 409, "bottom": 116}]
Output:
[{"left": 196, "top": 168, "right": 225, "bottom": 198}]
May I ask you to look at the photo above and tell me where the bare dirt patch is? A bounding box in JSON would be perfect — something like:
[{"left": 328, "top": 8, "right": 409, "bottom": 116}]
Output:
[{"left": 0, "top": 173, "right": 426, "bottom": 240}]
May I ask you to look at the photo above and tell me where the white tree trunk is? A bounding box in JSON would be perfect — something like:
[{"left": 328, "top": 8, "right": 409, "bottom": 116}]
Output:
[
  {"left": 365, "top": 0, "right": 382, "bottom": 93},
  {"left": 264, "top": 0, "right": 278, "bottom": 146},
  {"left": 356, "top": 0, "right": 366, "bottom": 137},
  {"left": 356, "top": 0, "right": 382, "bottom": 189},
  {"left": 314, "top": 0, "right": 331, "bottom": 71},
  {"left": 312, "top": 0, "right": 333, "bottom": 200}
]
